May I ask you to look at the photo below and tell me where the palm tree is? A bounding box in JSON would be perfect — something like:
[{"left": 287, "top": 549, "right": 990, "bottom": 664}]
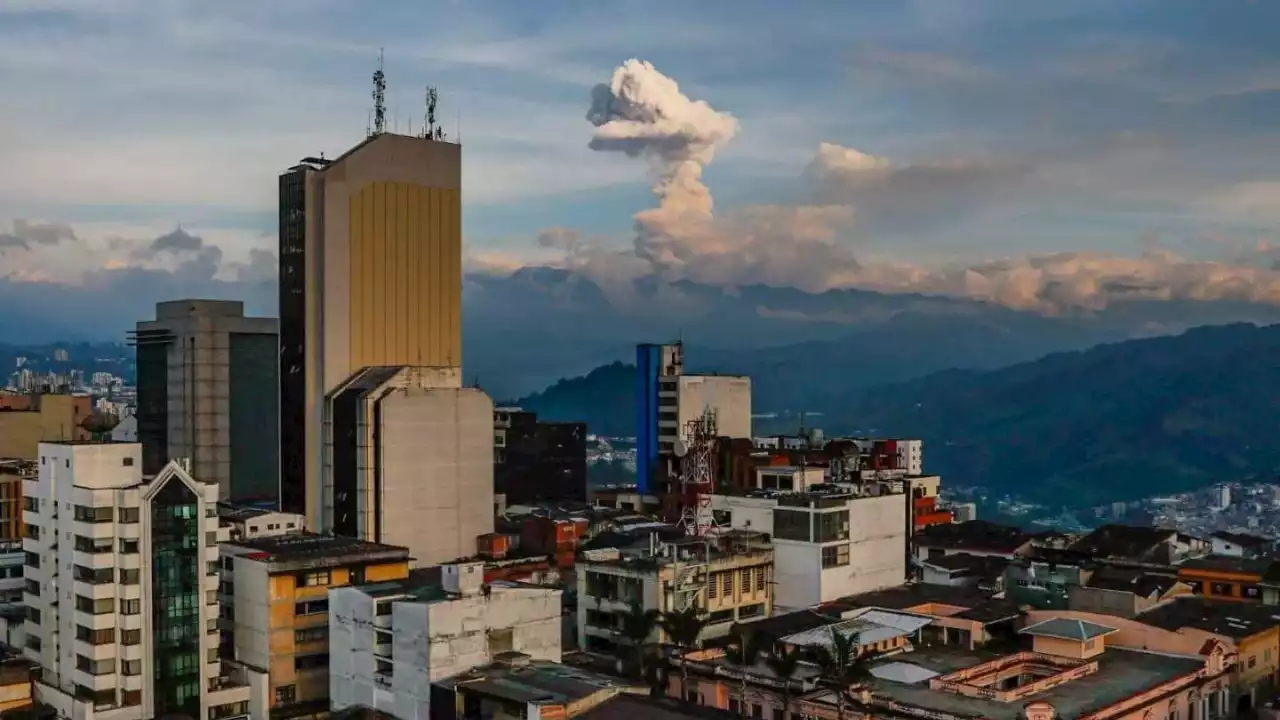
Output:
[
  {"left": 619, "top": 600, "right": 661, "bottom": 679},
  {"left": 725, "top": 627, "right": 764, "bottom": 717},
  {"left": 765, "top": 642, "right": 800, "bottom": 720},
  {"left": 813, "top": 630, "right": 875, "bottom": 720},
  {"left": 660, "top": 605, "right": 708, "bottom": 702}
]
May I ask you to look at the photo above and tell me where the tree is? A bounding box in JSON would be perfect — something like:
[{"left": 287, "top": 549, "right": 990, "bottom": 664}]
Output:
[
  {"left": 725, "top": 627, "right": 764, "bottom": 717},
  {"left": 813, "top": 631, "right": 876, "bottom": 720},
  {"left": 619, "top": 600, "right": 661, "bottom": 679},
  {"left": 765, "top": 642, "right": 800, "bottom": 720},
  {"left": 660, "top": 605, "right": 708, "bottom": 702}
]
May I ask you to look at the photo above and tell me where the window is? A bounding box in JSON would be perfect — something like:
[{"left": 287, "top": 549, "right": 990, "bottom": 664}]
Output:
[
  {"left": 295, "top": 627, "right": 327, "bottom": 643},
  {"left": 739, "top": 603, "right": 765, "bottom": 620},
  {"left": 274, "top": 685, "right": 297, "bottom": 705},
  {"left": 207, "top": 560, "right": 219, "bottom": 576},
  {"left": 295, "top": 600, "right": 328, "bottom": 616},
  {"left": 73, "top": 505, "right": 113, "bottom": 523},
  {"left": 207, "top": 589, "right": 217, "bottom": 605},
  {"left": 122, "top": 659, "right": 141, "bottom": 676},
  {"left": 773, "top": 509, "right": 811, "bottom": 541},
  {"left": 815, "top": 510, "right": 850, "bottom": 542},
  {"left": 118, "top": 507, "right": 139, "bottom": 523},
  {"left": 721, "top": 572, "right": 732, "bottom": 596},
  {"left": 74, "top": 626, "right": 115, "bottom": 645},
  {"left": 821, "top": 544, "right": 851, "bottom": 569},
  {"left": 708, "top": 573, "right": 719, "bottom": 599},
  {"left": 295, "top": 653, "right": 329, "bottom": 671},
  {"left": 1210, "top": 582, "right": 1233, "bottom": 596},
  {"left": 23, "top": 525, "right": 38, "bottom": 540},
  {"left": 121, "top": 599, "right": 141, "bottom": 615},
  {"left": 119, "top": 568, "right": 140, "bottom": 584},
  {"left": 25, "top": 607, "right": 40, "bottom": 624},
  {"left": 488, "top": 628, "right": 514, "bottom": 655},
  {"left": 122, "top": 629, "right": 142, "bottom": 645},
  {"left": 756, "top": 568, "right": 766, "bottom": 591},
  {"left": 75, "top": 596, "right": 114, "bottom": 614},
  {"left": 73, "top": 535, "right": 112, "bottom": 553},
  {"left": 24, "top": 579, "right": 38, "bottom": 596},
  {"left": 23, "top": 552, "right": 38, "bottom": 569},
  {"left": 707, "top": 609, "right": 734, "bottom": 624},
  {"left": 23, "top": 496, "right": 38, "bottom": 512},
  {"left": 76, "top": 655, "right": 114, "bottom": 675},
  {"left": 122, "top": 690, "right": 142, "bottom": 707},
  {"left": 24, "top": 636, "right": 40, "bottom": 652},
  {"left": 1249, "top": 656, "right": 1257, "bottom": 669},
  {"left": 1085, "top": 639, "right": 1097, "bottom": 650},
  {"left": 74, "top": 566, "right": 113, "bottom": 584},
  {"left": 123, "top": 457, "right": 134, "bottom": 467},
  {"left": 298, "top": 570, "right": 330, "bottom": 587},
  {"left": 120, "top": 539, "right": 139, "bottom": 553}
]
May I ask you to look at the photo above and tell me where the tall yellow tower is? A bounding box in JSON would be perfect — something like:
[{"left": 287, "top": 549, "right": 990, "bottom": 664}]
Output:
[{"left": 277, "top": 132, "right": 462, "bottom": 525}]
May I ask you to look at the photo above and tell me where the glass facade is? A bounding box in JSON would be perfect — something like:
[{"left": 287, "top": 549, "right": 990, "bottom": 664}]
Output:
[
  {"left": 150, "top": 478, "right": 203, "bottom": 716},
  {"left": 634, "top": 344, "right": 661, "bottom": 494},
  {"left": 136, "top": 341, "right": 170, "bottom": 475},
  {"left": 278, "top": 167, "right": 308, "bottom": 516},
  {"left": 229, "top": 332, "right": 280, "bottom": 502}
]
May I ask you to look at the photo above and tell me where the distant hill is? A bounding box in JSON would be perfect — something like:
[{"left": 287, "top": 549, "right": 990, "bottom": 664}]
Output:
[
  {"left": 517, "top": 323, "right": 1280, "bottom": 508},
  {"left": 832, "top": 323, "right": 1280, "bottom": 506}
]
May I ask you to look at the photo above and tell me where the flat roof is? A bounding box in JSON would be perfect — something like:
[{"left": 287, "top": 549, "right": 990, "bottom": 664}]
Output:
[
  {"left": 840, "top": 584, "right": 1020, "bottom": 625},
  {"left": 782, "top": 611, "right": 932, "bottom": 649},
  {"left": 1138, "top": 596, "right": 1280, "bottom": 639},
  {"left": 1020, "top": 618, "right": 1117, "bottom": 642},
  {"left": 864, "top": 645, "right": 1202, "bottom": 720},
  {"left": 438, "top": 656, "right": 621, "bottom": 705},
  {"left": 217, "top": 503, "right": 274, "bottom": 521},
  {"left": 1179, "top": 555, "right": 1273, "bottom": 576},
  {"left": 229, "top": 532, "right": 409, "bottom": 570}
]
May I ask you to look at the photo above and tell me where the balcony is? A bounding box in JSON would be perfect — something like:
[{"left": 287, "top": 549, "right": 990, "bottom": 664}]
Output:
[
  {"left": 75, "top": 639, "right": 117, "bottom": 661},
  {"left": 71, "top": 520, "right": 115, "bottom": 541},
  {"left": 72, "top": 550, "right": 113, "bottom": 570},
  {"left": 72, "top": 668, "right": 117, "bottom": 692}
]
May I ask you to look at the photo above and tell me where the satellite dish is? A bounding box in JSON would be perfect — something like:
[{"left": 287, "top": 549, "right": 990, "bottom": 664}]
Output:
[{"left": 673, "top": 439, "right": 689, "bottom": 457}]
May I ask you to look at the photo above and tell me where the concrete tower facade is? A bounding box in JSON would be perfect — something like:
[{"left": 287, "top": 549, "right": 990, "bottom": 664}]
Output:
[
  {"left": 131, "top": 300, "right": 279, "bottom": 502},
  {"left": 278, "top": 133, "right": 463, "bottom": 527}
]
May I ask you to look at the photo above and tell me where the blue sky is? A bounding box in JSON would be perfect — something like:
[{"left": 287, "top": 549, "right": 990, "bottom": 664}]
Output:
[{"left": 2, "top": 0, "right": 1280, "bottom": 316}]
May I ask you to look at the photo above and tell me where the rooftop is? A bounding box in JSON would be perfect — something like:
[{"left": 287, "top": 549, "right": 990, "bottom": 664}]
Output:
[
  {"left": 1179, "top": 555, "right": 1274, "bottom": 576},
  {"left": 1020, "top": 618, "right": 1117, "bottom": 642},
  {"left": 1137, "top": 596, "right": 1280, "bottom": 639},
  {"left": 1067, "top": 524, "right": 1187, "bottom": 564},
  {"left": 438, "top": 655, "right": 629, "bottom": 708},
  {"left": 863, "top": 645, "right": 1203, "bottom": 720},
  {"left": 1211, "top": 531, "right": 1272, "bottom": 550},
  {"left": 781, "top": 609, "right": 932, "bottom": 649},
  {"left": 914, "top": 520, "right": 1032, "bottom": 554},
  {"left": 228, "top": 532, "right": 409, "bottom": 570},
  {"left": 1084, "top": 566, "right": 1181, "bottom": 597},
  {"left": 216, "top": 502, "right": 273, "bottom": 521},
  {"left": 840, "top": 584, "right": 1021, "bottom": 625}
]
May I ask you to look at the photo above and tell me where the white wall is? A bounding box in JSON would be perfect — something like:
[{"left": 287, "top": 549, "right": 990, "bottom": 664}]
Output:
[
  {"left": 772, "top": 543, "right": 823, "bottom": 609},
  {"left": 710, "top": 495, "right": 775, "bottom": 534},
  {"left": 897, "top": 440, "right": 923, "bottom": 475},
  {"left": 379, "top": 387, "right": 494, "bottom": 566}
]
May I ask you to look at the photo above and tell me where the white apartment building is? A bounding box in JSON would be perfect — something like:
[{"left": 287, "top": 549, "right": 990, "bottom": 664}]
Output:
[
  {"left": 576, "top": 534, "right": 774, "bottom": 652},
  {"left": 22, "top": 441, "right": 260, "bottom": 720},
  {"left": 329, "top": 561, "right": 562, "bottom": 720},
  {"left": 708, "top": 487, "right": 907, "bottom": 610}
]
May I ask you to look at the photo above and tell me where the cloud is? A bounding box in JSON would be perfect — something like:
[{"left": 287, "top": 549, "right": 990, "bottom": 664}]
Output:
[
  {"left": 1198, "top": 182, "right": 1280, "bottom": 223},
  {"left": 0, "top": 219, "right": 77, "bottom": 253}
]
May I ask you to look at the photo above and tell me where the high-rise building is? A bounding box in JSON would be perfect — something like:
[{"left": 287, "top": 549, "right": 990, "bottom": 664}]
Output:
[
  {"left": 324, "top": 366, "right": 492, "bottom": 566},
  {"left": 130, "top": 300, "right": 279, "bottom": 502},
  {"left": 22, "top": 441, "right": 258, "bottom": 720},
  {"left": 494, "top": 407, "right": 588, "bottom": 504},
  {"left": 634, "top": 342, "right": 684, "bottom": 494},
  {"left": 278, "top": 133, "right": 462, "bottom": 526}
]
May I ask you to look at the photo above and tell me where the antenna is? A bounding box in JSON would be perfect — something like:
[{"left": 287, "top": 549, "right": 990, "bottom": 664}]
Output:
[
  {"left": 371, "top": 49, "right": 387, "bottom": 136},
  {"left": 423, "top": 85, "right": 446, "bottom": 142}
]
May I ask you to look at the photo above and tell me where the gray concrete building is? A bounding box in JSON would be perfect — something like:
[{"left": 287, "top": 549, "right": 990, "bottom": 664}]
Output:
[
  {"left": 324, "top": 365, "right": 494, "bottom": 566},
  {"left": 131, "top": 299, "right": 279, "bottom": 502}
]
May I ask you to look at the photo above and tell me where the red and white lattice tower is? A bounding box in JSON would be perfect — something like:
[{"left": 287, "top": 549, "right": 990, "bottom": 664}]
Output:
[{"left": 677, "top": 409, "right": 718, "bottom": 536}]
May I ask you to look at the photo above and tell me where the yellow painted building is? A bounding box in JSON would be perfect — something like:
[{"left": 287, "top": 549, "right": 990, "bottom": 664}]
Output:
[
  {"left": 275, "top": 133, "right": 462, "bottom": 527},
  {"left": 220, "top": 533, "right": 411, "bottom": 716},
  {"left": 0, "top": 394, "right": 91, "bottom": 460}
]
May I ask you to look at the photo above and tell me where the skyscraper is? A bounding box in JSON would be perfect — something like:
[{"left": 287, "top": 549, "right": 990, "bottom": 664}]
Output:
[
  {"left": 634, "top": 342, "right": 683, "bottom": 494},
  {"left": 278, "top": 133, "right": 462, "bottom": 526},
  {"left": 130, "top": 299, "right": 279, "bottom": 502}
]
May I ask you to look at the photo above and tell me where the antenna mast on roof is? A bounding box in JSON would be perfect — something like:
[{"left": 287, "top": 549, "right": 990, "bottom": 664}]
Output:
[
  {"left": 422, "top": 85, "right": 446, "bottom": 141},
  {"left": 371, "top": 49, "right": 387, "bottom": 136}
]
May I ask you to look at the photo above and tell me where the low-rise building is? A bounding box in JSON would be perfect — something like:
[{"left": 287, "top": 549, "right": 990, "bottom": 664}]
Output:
[
  {"left": 217, "top": 503, "right": 305, "bottom": 542},
  {"left": 841, "top": 584, "right": 1021, "bottom": 650},
  {"left": 577, "top": 533, "right": 773, "bottom": 652},
  {"left": 913, "top": 520, "right": 1033, "bottom": 569},
  {"left": 1211, "top": 531, "right": 1274, "bottom": 558},
  {"left": 1178, "top": 555, "right": 1273, "bottom": 602},
  {"left": 0, "top": 394, "right": 92, "bottom": 460},
  {"left": 434, "top": 654, "right": 640, "bottom": 720},
  {"left": 710, "top": 486, "right": 908, "bottom": 609},
  {"left": 328, "top": 561, "right": 563, "bottom": 719},
  {"left": 219, "top": 532, "right": 412, "bottom": 718},
  {"left": 1067, "top": 524, "right": 1208, "bottom": 565},
  {"left": 1067, "top": 566, "right": 1190, "bottom": 618}
]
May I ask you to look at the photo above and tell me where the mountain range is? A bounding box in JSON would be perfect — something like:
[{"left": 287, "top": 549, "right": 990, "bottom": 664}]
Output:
[{"left": 517, "top": 321, "right": 1280, "bottom": 508}]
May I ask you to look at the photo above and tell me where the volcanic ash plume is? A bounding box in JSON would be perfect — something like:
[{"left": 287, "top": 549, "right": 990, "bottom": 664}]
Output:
[{"left": 587, "top": 59, "right": 739, "bottom": 265}]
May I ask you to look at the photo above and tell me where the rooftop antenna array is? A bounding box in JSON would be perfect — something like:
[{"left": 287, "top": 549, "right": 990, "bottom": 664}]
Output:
[
  {"left": 422, "top": 86, "right": 446, "bottom": 141},
  {"left": 370, "top": 49, "right": 387, "bottom": 137}
]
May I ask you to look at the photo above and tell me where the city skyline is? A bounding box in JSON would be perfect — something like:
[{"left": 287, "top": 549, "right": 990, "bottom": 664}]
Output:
[{"left": 4, "top": 0, "right": 1280, "bottom": 340}]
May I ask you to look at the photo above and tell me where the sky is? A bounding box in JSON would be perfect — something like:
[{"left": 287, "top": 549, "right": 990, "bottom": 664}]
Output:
[{"left": 4, "top": 0, "right": 1280, "bottom": 335}]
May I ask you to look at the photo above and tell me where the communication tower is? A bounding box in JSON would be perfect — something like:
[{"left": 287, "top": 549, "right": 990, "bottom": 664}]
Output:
[{"left": 676, "top": 410, "right": 718, "bottom": 536}]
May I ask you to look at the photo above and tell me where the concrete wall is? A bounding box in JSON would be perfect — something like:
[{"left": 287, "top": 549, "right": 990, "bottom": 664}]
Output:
[
  {"left": 0, "top": 395, "right": 91, "bottom": 459},
  {"left": 378, "top": 387, "right": 494, "bottom": 566},
  {"left": 303, "top": 135, "right": 464, "bottom": 529},
  {"left": 842, "top": 494, "right": 908, "bottom": 595},
  {"left": 773, "top": 542, "right": 823, "bottom": 609},
  {"left": 678, "top": 376, "right": 751, "bottom": 440}
]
